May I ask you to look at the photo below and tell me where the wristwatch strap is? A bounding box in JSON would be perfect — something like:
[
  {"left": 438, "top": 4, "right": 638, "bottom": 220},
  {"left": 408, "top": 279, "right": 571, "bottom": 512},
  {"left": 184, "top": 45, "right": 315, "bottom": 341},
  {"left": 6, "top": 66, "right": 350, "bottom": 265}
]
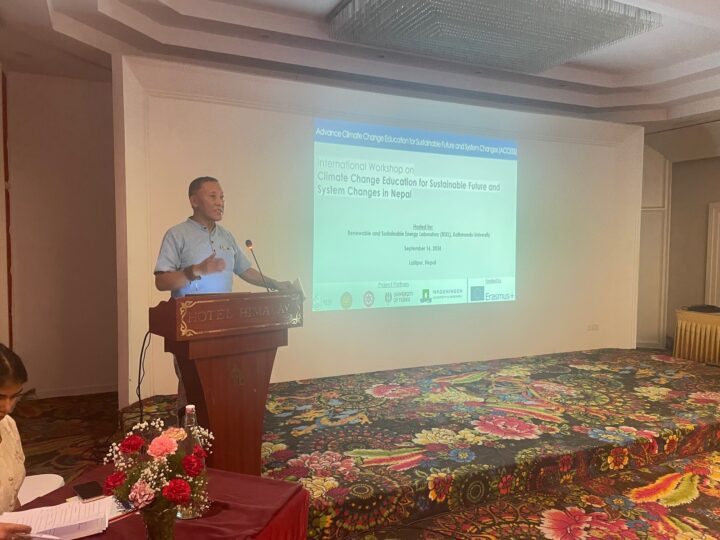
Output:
[{"left": 183, "top": 266, "right": 201, "bottom": 282}]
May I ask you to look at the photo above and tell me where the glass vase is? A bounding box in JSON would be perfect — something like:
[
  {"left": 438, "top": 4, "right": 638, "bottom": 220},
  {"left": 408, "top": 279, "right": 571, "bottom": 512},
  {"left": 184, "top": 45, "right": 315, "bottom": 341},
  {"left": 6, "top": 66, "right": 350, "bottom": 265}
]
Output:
[
  {"left": 141, "top": 505, "right": 176, "bottom": 540},
  {"left": 177, "top": 473, "right": 210, "bottom": 520},
  {"left": 176, "top": 503, "right": 202, "bottom": 520}
]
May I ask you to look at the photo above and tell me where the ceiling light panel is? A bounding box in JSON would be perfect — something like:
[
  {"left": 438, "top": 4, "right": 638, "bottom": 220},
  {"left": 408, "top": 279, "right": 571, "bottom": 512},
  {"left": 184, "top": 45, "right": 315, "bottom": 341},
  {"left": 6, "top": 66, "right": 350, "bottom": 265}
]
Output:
[{"left": 330, "top": 0, "right": 662, "bottom": 74}]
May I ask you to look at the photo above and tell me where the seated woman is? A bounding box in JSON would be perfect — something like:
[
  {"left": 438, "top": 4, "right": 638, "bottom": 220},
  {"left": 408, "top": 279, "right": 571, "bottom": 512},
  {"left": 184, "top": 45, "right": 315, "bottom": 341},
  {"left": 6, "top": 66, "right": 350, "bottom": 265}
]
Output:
[{"left": 0, "top": 344, "right": 33, "bottom": 539}]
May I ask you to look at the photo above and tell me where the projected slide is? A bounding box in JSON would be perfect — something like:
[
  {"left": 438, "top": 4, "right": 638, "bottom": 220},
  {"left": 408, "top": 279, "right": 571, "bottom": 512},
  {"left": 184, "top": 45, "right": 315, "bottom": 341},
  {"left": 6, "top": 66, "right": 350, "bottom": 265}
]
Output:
[{"left": 312, "top": 118, "right": 517, "bottom": 312}]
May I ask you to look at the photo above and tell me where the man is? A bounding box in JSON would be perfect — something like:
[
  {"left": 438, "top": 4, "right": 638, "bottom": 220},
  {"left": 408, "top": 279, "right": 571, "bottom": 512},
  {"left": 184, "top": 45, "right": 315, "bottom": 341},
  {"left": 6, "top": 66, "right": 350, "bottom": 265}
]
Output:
[
  {"left": 154, "top": 176, "right": 293, "bottom": 415},
  {"left": 155, "top": 176, "right": 291, "bottom": 295}
]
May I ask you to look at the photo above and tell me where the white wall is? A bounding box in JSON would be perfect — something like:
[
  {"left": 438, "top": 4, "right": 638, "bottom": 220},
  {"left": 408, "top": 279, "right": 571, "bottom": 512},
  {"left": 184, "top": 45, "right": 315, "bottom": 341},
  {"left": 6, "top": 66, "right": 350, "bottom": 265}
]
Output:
[
  {"left": 637, "top": 145, "right": 671, "bottom": 348},
  {"left": 6, "top": 72, "right": 117, "bottom": 397},
  {"left": 115, "top": 56, "right": 644, "bottom": 407},
  {"left": 666, "top": 158, "right": 720, "bottom": 338}
]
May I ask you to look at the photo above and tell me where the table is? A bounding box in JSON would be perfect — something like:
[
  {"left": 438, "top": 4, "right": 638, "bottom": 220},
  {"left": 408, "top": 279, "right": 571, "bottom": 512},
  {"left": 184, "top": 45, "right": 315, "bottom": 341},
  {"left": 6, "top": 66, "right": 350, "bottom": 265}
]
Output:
[
  {"left": 674, "top": 308, "right": 720, "bottom": 364},
  {"left": 23, "top": 465, "right": 309, "bottom": 539}
]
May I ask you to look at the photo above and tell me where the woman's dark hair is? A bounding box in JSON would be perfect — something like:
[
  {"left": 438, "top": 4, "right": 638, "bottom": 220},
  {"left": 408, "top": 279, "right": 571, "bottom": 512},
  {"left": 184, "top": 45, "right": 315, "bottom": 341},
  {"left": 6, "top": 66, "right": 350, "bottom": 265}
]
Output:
[{"left": 0, "top": 343, "right": 28, "bottom": 387}]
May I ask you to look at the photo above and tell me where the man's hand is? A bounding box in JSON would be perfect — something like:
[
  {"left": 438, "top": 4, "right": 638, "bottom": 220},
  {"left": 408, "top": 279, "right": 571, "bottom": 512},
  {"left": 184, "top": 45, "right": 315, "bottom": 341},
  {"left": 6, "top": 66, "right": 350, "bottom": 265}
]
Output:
[
  {"left": 273, "top": 280, "right": 294, "bottom": 292},
  {"left": 240, "top": 269, "right": 296, "bottom": 292},
  {"left": 0, "top": 522, "right": 32, "bottom": 540},
  {"left": 195, "top": 252, "right": 226, "bottom": 276},
  {"left": 155, "top": 252, "right": 227, "bottom": 291}
]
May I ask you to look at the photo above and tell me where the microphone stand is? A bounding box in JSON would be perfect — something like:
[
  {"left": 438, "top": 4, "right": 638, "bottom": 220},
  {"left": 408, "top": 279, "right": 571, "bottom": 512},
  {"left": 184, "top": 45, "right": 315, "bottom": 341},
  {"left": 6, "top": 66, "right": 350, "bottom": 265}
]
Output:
[{"left": 246, "top": 240, "right": 270, "bottom": 292}]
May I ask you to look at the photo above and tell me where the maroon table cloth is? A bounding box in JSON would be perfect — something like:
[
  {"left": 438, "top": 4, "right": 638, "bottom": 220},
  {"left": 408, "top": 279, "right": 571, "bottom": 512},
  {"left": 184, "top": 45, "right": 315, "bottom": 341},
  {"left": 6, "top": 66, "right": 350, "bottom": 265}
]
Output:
[{"left": 23, "top": 465, "right": 309, "bottom": 539}]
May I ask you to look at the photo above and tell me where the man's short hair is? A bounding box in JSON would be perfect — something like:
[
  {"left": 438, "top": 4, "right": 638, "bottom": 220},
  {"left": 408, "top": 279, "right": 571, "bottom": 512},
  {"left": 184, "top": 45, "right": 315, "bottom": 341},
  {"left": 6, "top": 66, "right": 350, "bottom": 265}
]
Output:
[{"left": 188, "top": 176, "right": 219, "bottom": 197}]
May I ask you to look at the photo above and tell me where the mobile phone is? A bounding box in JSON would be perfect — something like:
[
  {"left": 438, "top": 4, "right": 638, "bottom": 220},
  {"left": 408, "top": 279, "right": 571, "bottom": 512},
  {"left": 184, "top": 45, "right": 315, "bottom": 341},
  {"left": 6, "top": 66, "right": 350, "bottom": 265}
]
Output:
[{"left": 72, "top": 480, "right": 104, "bottom": 502}]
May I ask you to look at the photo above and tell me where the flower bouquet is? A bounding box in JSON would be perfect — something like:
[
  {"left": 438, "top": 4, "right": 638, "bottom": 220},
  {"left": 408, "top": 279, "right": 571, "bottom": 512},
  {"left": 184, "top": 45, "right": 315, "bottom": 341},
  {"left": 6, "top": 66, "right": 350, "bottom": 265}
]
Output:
[{"left": 104, "top": 418, "right": 214, "bottom": 539}]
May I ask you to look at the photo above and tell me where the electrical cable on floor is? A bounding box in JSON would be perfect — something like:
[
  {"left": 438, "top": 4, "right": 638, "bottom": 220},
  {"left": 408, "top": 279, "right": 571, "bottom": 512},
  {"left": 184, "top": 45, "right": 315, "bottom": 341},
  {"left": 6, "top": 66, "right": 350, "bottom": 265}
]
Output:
[{"left": 135, "top": 330, "right": 151, "bottom": 425}]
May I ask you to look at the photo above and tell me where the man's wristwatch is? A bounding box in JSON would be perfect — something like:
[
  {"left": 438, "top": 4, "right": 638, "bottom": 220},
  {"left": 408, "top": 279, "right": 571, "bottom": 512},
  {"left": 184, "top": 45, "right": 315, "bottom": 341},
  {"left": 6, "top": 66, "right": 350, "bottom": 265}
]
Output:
[{"left": 183, "top": 266, "right": 201, "bottom": 282}]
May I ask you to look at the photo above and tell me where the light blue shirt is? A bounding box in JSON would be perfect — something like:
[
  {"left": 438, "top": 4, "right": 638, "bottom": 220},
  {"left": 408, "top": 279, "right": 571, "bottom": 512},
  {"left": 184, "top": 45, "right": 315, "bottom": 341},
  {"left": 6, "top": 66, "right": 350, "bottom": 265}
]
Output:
[{"left": 155, "top": 218, "right": 252, "bottom": 298}]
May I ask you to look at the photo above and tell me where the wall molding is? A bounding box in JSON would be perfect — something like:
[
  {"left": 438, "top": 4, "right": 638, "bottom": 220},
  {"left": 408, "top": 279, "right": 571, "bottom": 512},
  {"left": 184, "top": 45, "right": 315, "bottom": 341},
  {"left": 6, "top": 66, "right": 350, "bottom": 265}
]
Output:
[
  {"left": 706, "top": 202, "right": 720, "bottom": 306},
  {"left": 0, "top": 70, "right": 10, "bottom": 346},
  {"left": 637, "top": 144, "right": 671, "bottom": 349}
]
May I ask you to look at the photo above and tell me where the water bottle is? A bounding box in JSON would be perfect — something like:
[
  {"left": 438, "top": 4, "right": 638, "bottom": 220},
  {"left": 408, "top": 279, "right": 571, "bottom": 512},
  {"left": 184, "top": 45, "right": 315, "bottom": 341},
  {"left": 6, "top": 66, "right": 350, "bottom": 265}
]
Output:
[
  {"left": 177, "top": 404, "right": 203, "bottom": 519},
  {"left": 183, "top": 404, "right": 198, "bottom": 450}
]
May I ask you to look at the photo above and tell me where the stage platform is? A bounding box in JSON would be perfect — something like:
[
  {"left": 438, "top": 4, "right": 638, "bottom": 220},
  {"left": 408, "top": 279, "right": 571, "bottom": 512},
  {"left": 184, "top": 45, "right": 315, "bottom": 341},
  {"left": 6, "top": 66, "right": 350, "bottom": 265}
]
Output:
[
  {"left": 262, "top": 349, "right": 720, "bottom": 538},
  {"left": 375, "top": 449, "right": 720, "bottom": 538}
]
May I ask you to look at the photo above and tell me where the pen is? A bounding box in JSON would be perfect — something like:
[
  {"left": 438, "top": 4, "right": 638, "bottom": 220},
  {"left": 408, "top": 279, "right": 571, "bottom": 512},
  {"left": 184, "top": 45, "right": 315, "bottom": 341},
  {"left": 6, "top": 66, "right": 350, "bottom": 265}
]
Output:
[{"left": 16, "top": 534, "right": 61, "bottom": 540}]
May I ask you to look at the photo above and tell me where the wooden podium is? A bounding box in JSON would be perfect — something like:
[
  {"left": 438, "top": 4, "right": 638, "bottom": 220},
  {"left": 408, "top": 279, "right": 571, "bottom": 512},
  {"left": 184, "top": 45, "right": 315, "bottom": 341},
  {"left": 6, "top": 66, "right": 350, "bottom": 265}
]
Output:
[{"left": 149, "top": 291, "right": 303, "bottom": 475}]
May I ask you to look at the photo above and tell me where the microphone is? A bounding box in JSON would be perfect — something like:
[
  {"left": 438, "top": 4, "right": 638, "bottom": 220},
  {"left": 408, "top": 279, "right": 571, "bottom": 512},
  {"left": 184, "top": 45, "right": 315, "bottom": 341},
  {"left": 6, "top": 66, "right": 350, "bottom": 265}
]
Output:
[{"left": 245, "top": 239, "right": 270, "bottom": 292}]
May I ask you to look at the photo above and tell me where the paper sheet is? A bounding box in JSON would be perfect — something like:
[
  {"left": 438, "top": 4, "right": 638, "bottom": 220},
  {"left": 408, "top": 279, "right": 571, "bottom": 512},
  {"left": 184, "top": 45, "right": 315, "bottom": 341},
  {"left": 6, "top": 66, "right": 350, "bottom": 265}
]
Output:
[
  {"left": 1, "top": 498, "right": 113, "bottom": 539},
  {"left": 292, "top": 277, "right": 306, "bottom": 301}
]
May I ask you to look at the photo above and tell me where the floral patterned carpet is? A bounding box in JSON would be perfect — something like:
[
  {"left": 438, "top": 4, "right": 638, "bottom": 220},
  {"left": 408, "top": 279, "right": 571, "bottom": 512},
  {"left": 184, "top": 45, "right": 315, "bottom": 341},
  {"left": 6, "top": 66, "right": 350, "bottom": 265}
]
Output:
[
  {"left": 261, "top": 349, "right": 720, "bottom": 539},
  {"left": 370, "top": 450, "right": 720, "bottom": 539},
  {"left": 13, "top": 392, "right": 119, "bottom": 482}
]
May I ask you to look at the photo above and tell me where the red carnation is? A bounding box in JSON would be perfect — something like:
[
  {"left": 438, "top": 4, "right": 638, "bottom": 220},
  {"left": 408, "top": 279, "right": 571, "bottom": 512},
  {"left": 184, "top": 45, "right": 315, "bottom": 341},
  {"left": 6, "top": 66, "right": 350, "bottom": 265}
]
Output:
[
  {"left": 119, "top": 434, "right": 145, "bottom": 454},
  {"left": 193, "top": 445, "right": 207, "bottom": 459},
  {"left": 182, "top": 455, "right": 204, "bottom": 477},
  {"left": 103, "top": 471, "right": 127, "bottom": 495},
  {"left": 162, "top": 479, "right": 191, "bottom": 505}
]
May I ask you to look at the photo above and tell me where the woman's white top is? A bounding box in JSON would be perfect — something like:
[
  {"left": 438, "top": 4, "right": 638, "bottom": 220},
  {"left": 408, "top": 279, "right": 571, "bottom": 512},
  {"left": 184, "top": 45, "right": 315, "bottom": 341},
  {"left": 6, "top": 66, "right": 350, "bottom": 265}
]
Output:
[{"left": 0, "top": 415, "right": 26, "bottom": 512}]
